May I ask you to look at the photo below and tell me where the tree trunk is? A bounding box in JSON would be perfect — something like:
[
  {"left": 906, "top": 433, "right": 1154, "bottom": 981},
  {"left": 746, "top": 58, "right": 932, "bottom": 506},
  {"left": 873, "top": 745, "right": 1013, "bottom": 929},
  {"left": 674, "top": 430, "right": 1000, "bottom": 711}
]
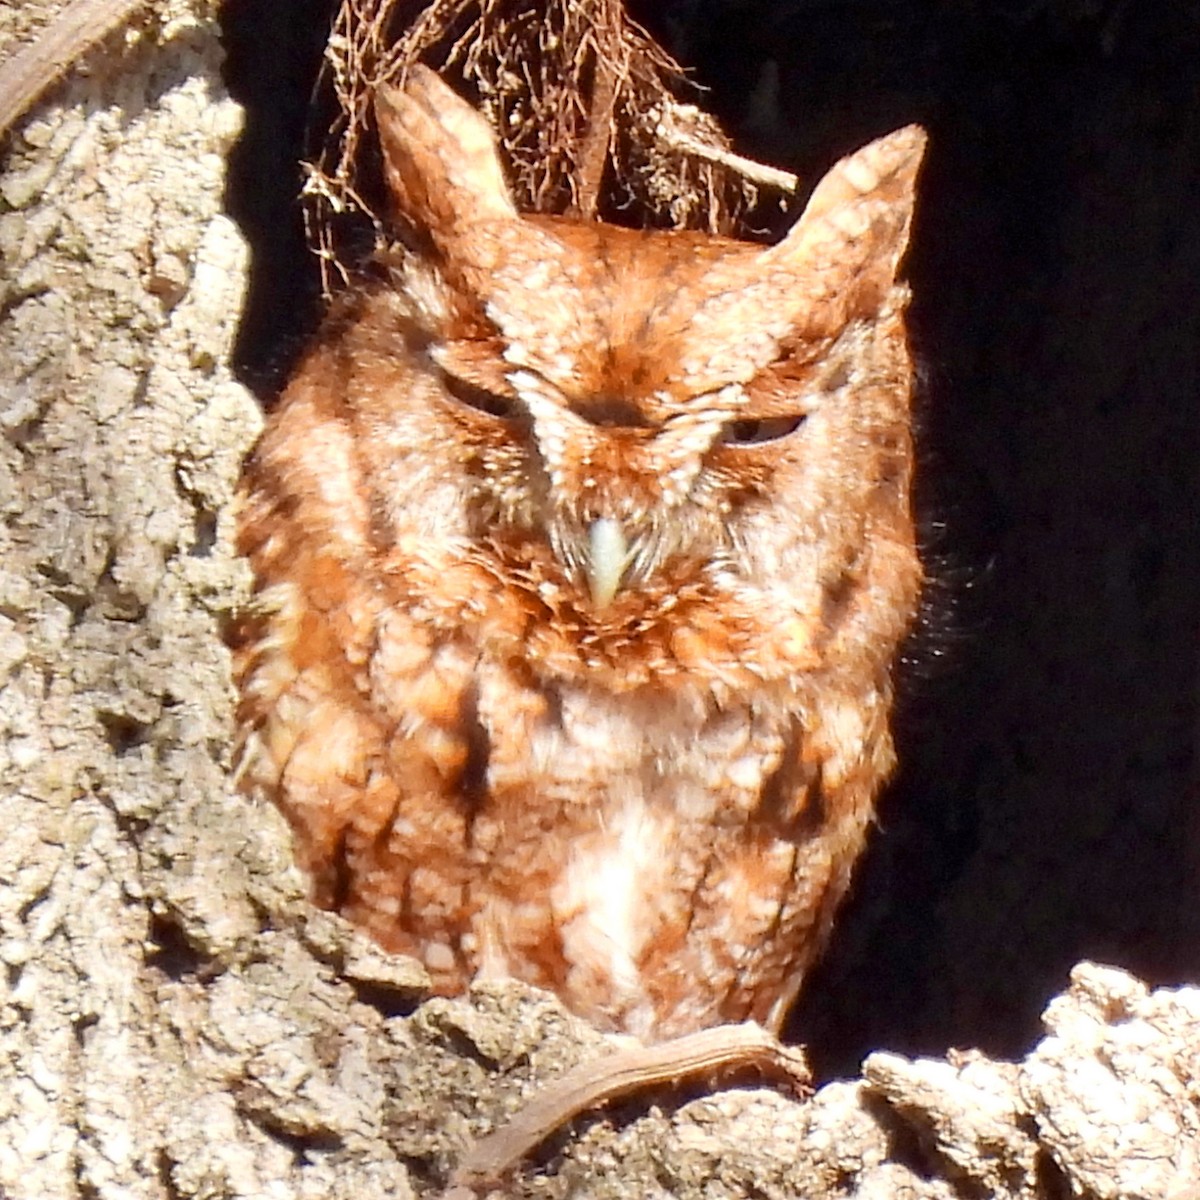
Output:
[{"left": 1, "top": 4, "right": 1197, "bottom": 1199}]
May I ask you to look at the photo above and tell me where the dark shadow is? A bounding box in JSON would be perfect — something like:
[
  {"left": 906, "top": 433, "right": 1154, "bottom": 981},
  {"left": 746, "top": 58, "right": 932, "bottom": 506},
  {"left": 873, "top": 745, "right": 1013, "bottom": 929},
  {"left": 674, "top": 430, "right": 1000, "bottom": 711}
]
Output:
[{"left": 221, "top": 0, "right": 337, "bottom": 396}]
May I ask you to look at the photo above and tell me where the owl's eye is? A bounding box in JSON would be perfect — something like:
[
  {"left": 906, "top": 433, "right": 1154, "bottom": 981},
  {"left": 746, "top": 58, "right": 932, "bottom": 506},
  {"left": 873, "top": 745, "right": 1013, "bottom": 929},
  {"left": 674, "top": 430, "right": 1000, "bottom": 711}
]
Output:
[
  {"left": 443, "top": 373, "right": 521, "bottom": 420},
  {"left": 721, "top": 414, "right": 807, "bottom": 445}
]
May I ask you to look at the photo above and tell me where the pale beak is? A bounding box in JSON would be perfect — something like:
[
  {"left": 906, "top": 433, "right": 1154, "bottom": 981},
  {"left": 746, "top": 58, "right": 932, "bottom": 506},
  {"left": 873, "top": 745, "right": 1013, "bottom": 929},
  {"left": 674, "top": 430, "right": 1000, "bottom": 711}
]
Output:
[{"left": 586, "top": 518, "right": 632, "bottom": 607}]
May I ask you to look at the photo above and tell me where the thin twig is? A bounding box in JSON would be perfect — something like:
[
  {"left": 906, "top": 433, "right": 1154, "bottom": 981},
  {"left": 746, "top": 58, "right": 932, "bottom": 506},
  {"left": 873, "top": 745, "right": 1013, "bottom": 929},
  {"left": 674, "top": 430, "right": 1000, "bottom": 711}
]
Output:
[
  {"left": 442, "top": 1022, "right": 810, "bottom": 1197},
  {"left": 0, "top": 0, "right": 148, "bottom": 140},
  {"left": 655, "top": 103, "right": 800, "bottom": 194}
]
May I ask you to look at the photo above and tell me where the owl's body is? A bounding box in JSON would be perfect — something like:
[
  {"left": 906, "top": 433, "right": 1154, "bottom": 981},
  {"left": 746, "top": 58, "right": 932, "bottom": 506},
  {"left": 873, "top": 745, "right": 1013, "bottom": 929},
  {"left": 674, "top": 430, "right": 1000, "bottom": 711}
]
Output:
[{"left": 233, "top": 68, "right": 925, "bottom": 1042}]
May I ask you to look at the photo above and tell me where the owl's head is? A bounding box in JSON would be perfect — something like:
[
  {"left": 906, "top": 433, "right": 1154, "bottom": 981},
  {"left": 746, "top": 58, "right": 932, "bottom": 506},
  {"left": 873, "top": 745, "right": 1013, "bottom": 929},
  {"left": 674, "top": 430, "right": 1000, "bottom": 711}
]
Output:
[{"left": 360, "top": 67, "right": 924, "bottom": 640}]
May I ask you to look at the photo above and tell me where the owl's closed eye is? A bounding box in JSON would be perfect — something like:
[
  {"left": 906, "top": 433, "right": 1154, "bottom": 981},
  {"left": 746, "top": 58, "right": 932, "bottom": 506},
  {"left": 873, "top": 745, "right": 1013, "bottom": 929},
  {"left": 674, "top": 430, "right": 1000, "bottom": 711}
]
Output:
[{"left": 231, "top": 65, "right": 925, "bottom": 1042}]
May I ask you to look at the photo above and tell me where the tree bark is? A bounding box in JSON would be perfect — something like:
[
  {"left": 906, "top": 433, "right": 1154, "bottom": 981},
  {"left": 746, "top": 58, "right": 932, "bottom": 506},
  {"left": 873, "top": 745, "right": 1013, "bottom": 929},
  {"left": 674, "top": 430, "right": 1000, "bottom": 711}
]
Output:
[{"left": 1, "top": 5, "right": 1198, "bottom": 1199}]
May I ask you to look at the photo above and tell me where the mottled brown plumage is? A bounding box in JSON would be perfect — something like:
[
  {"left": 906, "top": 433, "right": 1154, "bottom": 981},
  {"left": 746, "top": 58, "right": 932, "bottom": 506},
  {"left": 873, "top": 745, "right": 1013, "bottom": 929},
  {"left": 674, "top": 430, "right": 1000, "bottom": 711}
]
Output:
[{"left": 231, "top": 66, "right": 925, "bottom": 1042}]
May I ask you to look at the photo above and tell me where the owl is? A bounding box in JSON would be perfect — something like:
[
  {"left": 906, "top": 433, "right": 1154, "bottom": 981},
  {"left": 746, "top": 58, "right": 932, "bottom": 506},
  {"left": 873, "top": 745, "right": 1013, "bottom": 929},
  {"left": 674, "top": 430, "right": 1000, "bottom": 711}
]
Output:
[{"left": 231, "top": 65, "right": 925, "bottom": 1044}]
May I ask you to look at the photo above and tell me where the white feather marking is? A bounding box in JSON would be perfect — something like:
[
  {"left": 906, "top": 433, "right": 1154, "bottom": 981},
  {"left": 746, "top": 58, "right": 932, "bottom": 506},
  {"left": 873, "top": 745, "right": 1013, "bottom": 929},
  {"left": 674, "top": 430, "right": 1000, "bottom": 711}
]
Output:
[{"left": 554, "top": 796, "right": 668, "bottom": 1011}]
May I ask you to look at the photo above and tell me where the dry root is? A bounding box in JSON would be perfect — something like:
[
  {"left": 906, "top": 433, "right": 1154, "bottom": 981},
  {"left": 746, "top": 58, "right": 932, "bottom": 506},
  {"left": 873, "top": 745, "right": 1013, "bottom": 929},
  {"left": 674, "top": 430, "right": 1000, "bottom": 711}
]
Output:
[{"left": 305, "top": 0, "right": 787, "bottom": 292}]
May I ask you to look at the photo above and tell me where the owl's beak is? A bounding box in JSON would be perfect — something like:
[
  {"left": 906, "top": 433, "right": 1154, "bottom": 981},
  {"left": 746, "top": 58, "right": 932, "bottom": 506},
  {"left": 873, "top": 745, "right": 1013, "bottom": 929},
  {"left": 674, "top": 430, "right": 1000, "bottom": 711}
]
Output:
[{"left": 586, "top": 518, "right": 632, "bottom": 607}]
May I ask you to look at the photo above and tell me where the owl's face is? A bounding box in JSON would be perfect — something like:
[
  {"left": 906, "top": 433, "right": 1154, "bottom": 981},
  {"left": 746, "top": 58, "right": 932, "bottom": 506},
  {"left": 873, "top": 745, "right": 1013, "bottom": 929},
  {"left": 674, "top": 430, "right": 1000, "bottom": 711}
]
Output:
[{"left": 333, "top": 70, "right": 922, "bottom": 667}]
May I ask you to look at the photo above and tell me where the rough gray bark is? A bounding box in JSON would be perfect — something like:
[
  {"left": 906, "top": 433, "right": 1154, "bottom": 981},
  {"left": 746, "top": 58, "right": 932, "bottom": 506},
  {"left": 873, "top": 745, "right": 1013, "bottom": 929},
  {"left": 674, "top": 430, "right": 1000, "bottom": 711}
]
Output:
[{"left": 1, "top": 5, "right": 1198, "bottom": 1200}]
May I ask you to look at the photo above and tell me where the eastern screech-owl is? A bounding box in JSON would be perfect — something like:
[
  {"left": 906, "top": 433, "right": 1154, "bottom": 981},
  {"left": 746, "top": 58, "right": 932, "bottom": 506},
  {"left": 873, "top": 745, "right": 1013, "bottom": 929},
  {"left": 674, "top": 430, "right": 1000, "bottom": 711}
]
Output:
[{"left": 232, "top": 66, "right": 925, "bottom": 1042}]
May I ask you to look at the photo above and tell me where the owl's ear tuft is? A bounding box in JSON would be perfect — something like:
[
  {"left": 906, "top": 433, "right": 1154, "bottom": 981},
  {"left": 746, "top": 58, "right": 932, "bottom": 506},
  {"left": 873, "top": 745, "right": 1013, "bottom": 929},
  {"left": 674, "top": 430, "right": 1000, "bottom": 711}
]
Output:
[
  {"left": 769, "top": 124, "right": 926, "bottom": 297},
  {"left": 375, "top": 65, "right": 518, "bottom": 236}
]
